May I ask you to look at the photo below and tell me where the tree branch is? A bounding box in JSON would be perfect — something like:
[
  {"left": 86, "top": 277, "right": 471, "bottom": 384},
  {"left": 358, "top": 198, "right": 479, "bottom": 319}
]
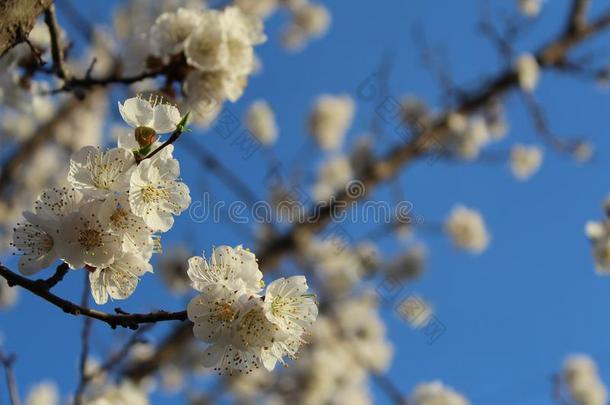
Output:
[
  {"left": 43, "top": 4, "right": 70, "bottom": 80},
  {"left": 567, "top": 0, "right": 590, "bottom": 34},
  {"left": 0, "top": 0, "right": 53, "bottom": 57},
  {"left": 0, "top": 98, "right": 83, "bottom": 200},
  {"left": 74, "top": 273, "right": 93, "bottom": 405},
  {"left": 120, "top": 5, "right": 610, "bottom": 382},
  {"left": 0, "top": 350, "right": 20, "bottom": 405},
  {"left": 41, "top": 263, "right": 70, "bottom": 289},
  {"left": 0, "top": 264, "right": 187, "bottom": 329},
  {"left": 45, "top": 62, "right": 176, "bottom": 95}
]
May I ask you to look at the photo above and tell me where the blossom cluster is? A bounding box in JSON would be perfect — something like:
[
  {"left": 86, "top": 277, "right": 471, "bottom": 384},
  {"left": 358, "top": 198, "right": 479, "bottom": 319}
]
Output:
[
  {"left": 585, "top": 201, "right": 610, "bottom": 275},
  {"left": 186, "top": 245, "right": 318, "bottom": 374},
  {"left": 12, "top": 96, "right": 191, "bottom": 304},
  {"left": 562, "top": 354, "right": 608, "bottom": 405},
  {"left": 148, "top": 6, "right": 266, "bottom": 125}
]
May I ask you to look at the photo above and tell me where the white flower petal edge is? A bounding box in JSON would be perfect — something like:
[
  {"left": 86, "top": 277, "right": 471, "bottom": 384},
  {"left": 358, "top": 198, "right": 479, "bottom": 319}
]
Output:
[
  {"left": 187, "top": 245, "right": 263, "bottom": 294},
  {"left": 68, "top": 146, "right": 135, "bottom": 198},
  {"left": 118, "top": 97, "right": 154, "bottom": 129},
  {"left": 12, "top": 212, "right": 58, "bottom": 276},
  {"left": 89, "top": 253, "right": 153, "bottom": 305},
  {"left": 263, "top": 276, "right": 318, "bottom": 334},
  {"left": 118, "top": 96, "right": 181, "bottom": 134}
]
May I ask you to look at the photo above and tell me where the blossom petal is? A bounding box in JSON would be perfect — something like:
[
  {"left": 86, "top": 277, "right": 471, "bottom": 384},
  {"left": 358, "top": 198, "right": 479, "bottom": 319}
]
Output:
[
  {"left": 118, "top": 98, "right": 154, "bottom": 129},
  {"left": 152, "top": 104, "right": 181, "bottom": 133}
]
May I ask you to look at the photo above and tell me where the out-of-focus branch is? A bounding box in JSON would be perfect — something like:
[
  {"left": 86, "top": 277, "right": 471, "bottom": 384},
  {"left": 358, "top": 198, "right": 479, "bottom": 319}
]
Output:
[
  {"left": 43, "top": 4, "right": 70, "bottom": 80},
  {"left": 0, "top": 98, "right": 82, "bottom": 201},
  {"left": 0, "top": 350, "right": 20, "bottom": 405},
  {"left": 567, "top": 0, "right": 590, "bottom": 34},
  {"left": 74, "top": 273, "right": 93, "bottom": 405},
  {"left": 0, "top": 0, "right": 53, "bottom": 57},
  {"left": 0, "top": 264, "right": 188, "bottom": 329},
  {"left": 372, "top": 374, "right": 408, "bottom": 405},
  {"left": 181, "top": 136, "right": 261, "bottom": 206},
  {"left": 46, "top": 66, "right": 169, "bottom": 95},
  {"left": 121, "top": 323, "right": 192, "bottom": 380},
  {"left": 122, "top": 5, "right": 610, "bottom": 382},
  {"left": 521, "top": 92, "right": 583, "bottom": 154},
  {"left": 97, "top": 325, "right": 153, "bottom": 379}
]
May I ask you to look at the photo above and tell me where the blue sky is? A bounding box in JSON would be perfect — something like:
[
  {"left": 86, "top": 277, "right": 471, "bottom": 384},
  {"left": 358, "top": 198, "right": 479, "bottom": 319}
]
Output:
[{"left": 2, "top": 1, "right": 610, "bottom": 404}]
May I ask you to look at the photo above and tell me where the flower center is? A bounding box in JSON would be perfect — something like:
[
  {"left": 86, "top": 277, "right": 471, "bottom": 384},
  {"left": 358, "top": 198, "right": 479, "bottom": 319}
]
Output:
[
  {"left": 237, "top": 308, "right": 274, "bottom": 348},
  {"left": 110, "top": 208, "right": 129, "bottom": 228},
  {"left": 78, "top": 229, "right": 103, "bottom": 250},
  {"left": 213, "top": 301, "right": 236, "bottom": 323},
  {"left": 141, "top": 185, "right": 168, "bottom": 204},
  {"left": 40, "top": 233, "right": 54, "bottom": 251}
]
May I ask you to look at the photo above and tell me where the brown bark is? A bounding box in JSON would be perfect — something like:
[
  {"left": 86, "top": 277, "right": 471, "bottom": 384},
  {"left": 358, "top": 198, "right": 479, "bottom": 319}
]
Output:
[{"left": 0, "top": 0, "right": 53, "bottom": 56}]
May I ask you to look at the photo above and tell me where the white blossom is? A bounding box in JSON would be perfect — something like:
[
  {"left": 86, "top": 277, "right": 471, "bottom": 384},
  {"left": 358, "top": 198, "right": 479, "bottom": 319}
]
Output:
[
  {"left": 98, "top": 194, "right": 154, "bottom": 254},
  {"left": 449, "top": 117, "right": 491, "bottom": 160},
  {"left": 12, "top": 212, "right": 58, "bottom": 276},
  {"left": 308, "top": 94, "right": 355, "bottom": 151},
  {"left": 187, "top": 245, "right": 263, "bottom": 295},
  {"left": 563, "top": 354, "right": 608, "bottom": 405},
  {"left": 84, "top": 382, "right": 149, "bottom": 405},
  {"left": 397, "top": 295, "right": 433, "bottom": 328},
  {"left": 246, "top": 100, "right": 278, "bottom": 145},
  {"left": 510, "top": 144, "right": 543, "bottom": 180},
  {"left": 282, "top": 3, "right": 331, "bottom": 51},
  {"left": 0, "top": 277, "right": 18, "bottom": 309},
  {"left": 585, "top": 220, "right": 610, "bottom": 274},
  {"left": 68, "top": 146, "right": 135, "bottom": 198},
  {"left": 445, "top": 205, "right": 490, "bottom": 253},
  {"left": 56, "top": 200, "right": 123, "bottom": 269},
  {"left": 236, "top": 0, "right": 278, "bottom": 18},
  {"left": 129, "top": 158, "right": 191, "bottom": 232},
  {"left": 516, "top": 53, "right": 540, "bottom": 92},
  {"left": 263, "top": 276, "right": 318, "bottom": 335},
  {"left": 25, "top": 381, "right": 59, "bottom": 405},
  {"left": 118, "top": 96, "right": 181, "bottom": 134},
  {"left": 150, "top": 8, "right": 201, "bottom": 58},
  {"left": 187, "top": 247, "right": 317, "bottom": 374},
  {"left": 89, "top": 252, "right": 153, "bottom": 305},
  {"left": 410, "top": 381, "right": 470, "bottom": 405},
  {"left": 518, "top": 0, "right": 542, "bottom": 17},
  {"left": 185, "top": 6, "right": 265, "bottom": 75}
]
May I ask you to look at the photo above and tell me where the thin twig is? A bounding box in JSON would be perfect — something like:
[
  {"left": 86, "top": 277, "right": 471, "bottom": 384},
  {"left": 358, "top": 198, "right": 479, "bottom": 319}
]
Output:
[
  {"left": 44, "top": 4, "right": 70, "bottom": 80},
  {"left": 40, "top": 262, "right": 70, "bottom": 289},
  {"left": 521, "top": 92, "right": 583, "bottom": 154},
  {"left": 0, "top": 351, "right": 20, "bottom": 405},
  {"left": 124, "top": 5, "right": 610, "bottom": 382},
  {"left": 74, "top": 273, "right": 93, "bottom": 405},
  {"left": 89, "top": 325, "right": 153, "bottom": 385},
  {"left": 371, "top": 374, "right": 408, "bottom": 405},
  {"left": 181, "top": 136, "right": 261, "bottom": 206},
  {"left": 45, "top": 65, "right": 170, "bottom": 95},
  {"left": 0, "top": 264, "right": 187, "bottom": 329},
  {"left": 137, "top": 122, "right": 187, "bottom": 163}
]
